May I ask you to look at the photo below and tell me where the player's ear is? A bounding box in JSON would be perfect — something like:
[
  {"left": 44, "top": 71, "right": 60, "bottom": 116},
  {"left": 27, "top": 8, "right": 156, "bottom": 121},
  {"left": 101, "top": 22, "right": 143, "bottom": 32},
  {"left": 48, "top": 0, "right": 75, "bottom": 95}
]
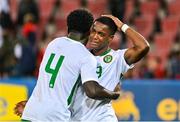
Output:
[
  {"left": 109, "top": 35, "right": 114, "bottom": 43},
  {"left": 110, "top": 35, "right": 114, "bottom": 39}
]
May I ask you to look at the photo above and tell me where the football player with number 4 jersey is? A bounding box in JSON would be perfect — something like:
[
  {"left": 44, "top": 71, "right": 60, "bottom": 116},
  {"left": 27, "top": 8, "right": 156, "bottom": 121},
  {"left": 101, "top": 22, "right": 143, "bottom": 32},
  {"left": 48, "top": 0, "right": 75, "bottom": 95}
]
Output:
[{"left": 70, "top": 15, "right": 150, "bottom": 121}]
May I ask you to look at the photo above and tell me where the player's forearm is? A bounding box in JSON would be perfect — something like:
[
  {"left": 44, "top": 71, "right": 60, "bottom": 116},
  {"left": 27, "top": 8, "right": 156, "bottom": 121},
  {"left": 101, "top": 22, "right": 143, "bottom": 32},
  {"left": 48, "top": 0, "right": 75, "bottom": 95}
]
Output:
[
  {"left": 125, "top": 26, "right": 150, "bottom": 52},
  {"left": 94, "top": 87, "right": 120, "bottom": 100},
  {"left": 124, "top": 27, "right": 150, "bottom": 64},
  {"left": 83, "top": 81, "right": 120, "bottom": 100}
]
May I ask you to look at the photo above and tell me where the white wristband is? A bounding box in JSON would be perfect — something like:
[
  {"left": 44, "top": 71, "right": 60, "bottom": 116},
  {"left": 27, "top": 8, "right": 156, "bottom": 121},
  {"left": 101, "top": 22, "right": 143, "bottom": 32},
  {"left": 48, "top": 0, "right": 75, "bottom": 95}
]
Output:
[{"left": 121, "top": 24, "right": 129, "bottom": 33}]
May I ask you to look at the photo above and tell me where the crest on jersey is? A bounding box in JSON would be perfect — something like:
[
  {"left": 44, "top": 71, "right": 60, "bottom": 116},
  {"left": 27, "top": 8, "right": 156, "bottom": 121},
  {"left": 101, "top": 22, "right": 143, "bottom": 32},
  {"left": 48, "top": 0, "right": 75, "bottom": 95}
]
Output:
[{"left": 103, "top": 55, "right": 113, "bottom": 63}]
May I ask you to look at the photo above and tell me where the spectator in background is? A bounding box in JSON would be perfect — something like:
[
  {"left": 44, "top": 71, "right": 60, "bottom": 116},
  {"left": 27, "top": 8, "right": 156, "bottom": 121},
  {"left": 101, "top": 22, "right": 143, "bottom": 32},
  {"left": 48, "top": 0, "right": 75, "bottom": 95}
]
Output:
[
  {"left": 22, "top": 13, "right": 38, "bottom": 49},
  {"left": 17, "top": 0, "right": 39, "bottom": 26},
  {"left": 153, "top": 57, "right": 165, "bottom": 79},
  {"left": 138, "top": 56, "right": 165, "bottom": 79},
  {"left": 10, "top": 36, "right": 37, "bottom": 77},
  {"left": 108, "top": 0, "right": 126, "bottom": 49},
  {"left": 138, "top": 56, "right": 154, "bottom": 79},
  {"left": 0, "top": 0, "right": 14, "bottom": 29},
  {"left": 154, "top": 0, "right": 168, "bottom": 33},
  {"left": 51, "top": 0, "right": 61, "bottom": 17},
  {"left": 0, "top": 27, "right": 17, "bottom": 77},
  {"left": 167, "top": 50, "right": 180, "bottom": 79},
  {"left": 108, "top": 0, "right": 125, "bottom": 21},
  {"left": 167, "top": 35, "right": 180, "bottom": 79},
  {"left": 0, "top": 0, "right": 17, "bottom": 77},
  {"left": 80, "top": 0, "right": 88, "bottom": 8},
  {"left": 10, "top": 14, "right": 38, "bottom": 77},
  {"left": 41, "top": 0, "right": 60, "bottom": 41}
]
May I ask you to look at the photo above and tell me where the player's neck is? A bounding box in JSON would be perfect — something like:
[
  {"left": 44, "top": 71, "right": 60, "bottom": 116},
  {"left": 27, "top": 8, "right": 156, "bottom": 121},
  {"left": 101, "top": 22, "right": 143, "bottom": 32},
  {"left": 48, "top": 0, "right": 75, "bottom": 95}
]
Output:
[
  {"left": 92, "top": 46, "right": 110, "bottom": 56},
  {"left": 68, "top": 32, "right": 86, "bottom": 44}
]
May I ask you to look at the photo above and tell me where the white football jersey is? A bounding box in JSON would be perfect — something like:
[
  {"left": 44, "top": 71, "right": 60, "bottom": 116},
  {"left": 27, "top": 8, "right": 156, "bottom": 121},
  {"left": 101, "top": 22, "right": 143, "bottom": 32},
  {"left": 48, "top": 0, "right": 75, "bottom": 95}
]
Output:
[
  {"left": 71, "top": 49, "right": 134, "bottom": 121},
  {"left": 22, "top": 37, "right": 99, "bottom": 121}
]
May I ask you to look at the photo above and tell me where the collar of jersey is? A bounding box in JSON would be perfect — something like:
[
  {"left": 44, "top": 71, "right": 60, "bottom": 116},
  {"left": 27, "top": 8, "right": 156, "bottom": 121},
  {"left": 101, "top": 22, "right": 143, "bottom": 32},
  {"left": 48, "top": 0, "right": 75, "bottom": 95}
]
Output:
[{"left": 100, "top": 48, "right": 111, "bottom": 56}]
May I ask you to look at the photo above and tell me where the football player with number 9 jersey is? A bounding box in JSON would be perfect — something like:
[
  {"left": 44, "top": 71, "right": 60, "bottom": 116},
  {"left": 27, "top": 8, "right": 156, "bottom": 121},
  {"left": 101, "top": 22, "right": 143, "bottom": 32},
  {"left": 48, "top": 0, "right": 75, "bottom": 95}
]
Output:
[{"left": 70, "top": 15, "right": 150, "bottom": 121}]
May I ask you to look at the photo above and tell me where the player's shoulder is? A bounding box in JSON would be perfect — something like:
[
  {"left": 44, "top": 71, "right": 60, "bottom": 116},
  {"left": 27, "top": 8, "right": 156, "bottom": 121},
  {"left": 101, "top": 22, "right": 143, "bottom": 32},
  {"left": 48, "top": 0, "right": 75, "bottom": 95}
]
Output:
[
  {"left": 46, "top": 37, "right": 64, "bottom": 47},
  {"left": 114, "top": 49, "right": 127, "bottom": 55},
  {"left": 109, "top": 49, "right": 128, "bottom": 60},
  {"left": 46, "top": 36, "right": 81, "bottom": 48},
  {"left": 59, "top": 37, "right": 85, "bottom": 48}
]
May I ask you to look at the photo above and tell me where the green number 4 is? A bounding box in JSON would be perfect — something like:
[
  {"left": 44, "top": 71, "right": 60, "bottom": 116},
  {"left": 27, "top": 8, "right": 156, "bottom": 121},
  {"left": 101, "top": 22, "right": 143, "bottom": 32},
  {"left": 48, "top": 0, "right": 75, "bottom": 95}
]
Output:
[{"left": 45, "top": 53, "right": 65, "bottom": 88}]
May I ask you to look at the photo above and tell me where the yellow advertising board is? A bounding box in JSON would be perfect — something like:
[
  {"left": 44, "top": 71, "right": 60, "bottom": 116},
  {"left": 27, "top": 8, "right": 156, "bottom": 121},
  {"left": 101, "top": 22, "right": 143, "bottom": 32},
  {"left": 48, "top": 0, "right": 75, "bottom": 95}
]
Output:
[
  {"left": 0, "top": 83, "right": 28, "bottom": 120},
  {"left": 112, "top": 91, "right": 140, "bottom": 121}
]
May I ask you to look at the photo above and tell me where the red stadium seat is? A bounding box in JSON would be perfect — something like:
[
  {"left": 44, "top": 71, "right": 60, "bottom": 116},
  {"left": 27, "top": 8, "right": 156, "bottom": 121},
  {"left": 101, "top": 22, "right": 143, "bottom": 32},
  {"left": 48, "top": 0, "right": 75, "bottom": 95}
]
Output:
[
  {"left": 161, "top": 16, "right": 179, "bottom": 38},
  {"left": 124, "top": 0, "right": 135, "bottom": 22},
  {"left": 9, "top": 0, "right": 18, "bottom": 22},
  {"left": 38, "top": 0, "right": 57, "bottom": 35},
  {"left": 61, "top": 0, "right": 81, "bottom": 18},
  {"left": 168, "top": 0, "right": 180, "bottom": 16},
  {"left": 134, "top": 15, "right": 154, "bottom": 39},
  {"left": 38, "top": 0, "right": 55, "bottom": 20},
  {"left": 140, "top": 0, "right": 159, "bottom": 18},
  {"left": 56, "top": 17, "right": 67, "bottom": 30},
  {"left": 154, "top": 33, "right": 174, "bottom": 66},
  {"left": 87, "top": 0, "right": 108, "bottom": 18}
]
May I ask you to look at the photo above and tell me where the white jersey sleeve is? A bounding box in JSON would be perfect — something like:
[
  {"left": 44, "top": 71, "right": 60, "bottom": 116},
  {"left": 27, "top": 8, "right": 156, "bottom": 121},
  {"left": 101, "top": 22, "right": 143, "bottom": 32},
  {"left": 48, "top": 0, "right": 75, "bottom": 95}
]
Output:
[
  {"left": 80, "top": 54, "right": 99, "bottom": 84},
  {"left": 118, "top": 49, "right": 134, "bottom": 74}
]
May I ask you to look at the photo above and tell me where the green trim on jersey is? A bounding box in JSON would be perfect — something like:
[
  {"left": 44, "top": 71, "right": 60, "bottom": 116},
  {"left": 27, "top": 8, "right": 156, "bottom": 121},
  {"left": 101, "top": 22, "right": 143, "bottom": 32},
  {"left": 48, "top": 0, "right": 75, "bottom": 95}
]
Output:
[
  {"left": 99, "top": 48, "right": 111, "bottom": 56},
  {"left": 21, "top": 119, "right": 31, "bottom": 122},
  {"left": 67, "top": 75, "right": 81, "bottom": 105}
]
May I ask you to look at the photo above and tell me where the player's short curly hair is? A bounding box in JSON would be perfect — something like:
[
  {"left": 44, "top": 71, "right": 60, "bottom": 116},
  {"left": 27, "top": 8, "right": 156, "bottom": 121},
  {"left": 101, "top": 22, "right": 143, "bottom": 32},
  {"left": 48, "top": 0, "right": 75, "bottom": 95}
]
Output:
[
  {"left": 95, "top": 17, "right": 117, "bottom": 35},
  {"left": 67, "top": 9, "right": 94, "bottom": 34}
]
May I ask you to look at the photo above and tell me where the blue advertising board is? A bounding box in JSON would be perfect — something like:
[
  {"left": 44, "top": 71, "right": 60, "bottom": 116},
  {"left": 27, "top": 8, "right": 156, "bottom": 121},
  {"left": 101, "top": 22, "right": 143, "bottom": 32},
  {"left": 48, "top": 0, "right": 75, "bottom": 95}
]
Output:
[
  {"left": 112, "top": 80, "right": 180, "bottom": 121},
  {"left": 0, "top": 78, "right": 36, "bottom": 120},
  {"left": 0, "top": 78, "right": 180, "bottom": 121}
]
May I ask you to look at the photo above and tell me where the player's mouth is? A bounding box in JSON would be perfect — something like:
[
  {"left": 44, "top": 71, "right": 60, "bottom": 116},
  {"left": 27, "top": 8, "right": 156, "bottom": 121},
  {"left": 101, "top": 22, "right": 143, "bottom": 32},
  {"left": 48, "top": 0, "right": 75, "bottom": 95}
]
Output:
[{"left": 89, "top": 41, "right": 99, "bottom": 47}]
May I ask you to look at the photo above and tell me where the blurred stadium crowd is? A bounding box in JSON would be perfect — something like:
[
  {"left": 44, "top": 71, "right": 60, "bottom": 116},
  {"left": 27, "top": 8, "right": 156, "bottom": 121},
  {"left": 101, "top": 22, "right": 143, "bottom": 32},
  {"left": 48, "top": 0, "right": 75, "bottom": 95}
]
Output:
[{"left": 0, "top": 0, "right": 180, "bottom": 79}]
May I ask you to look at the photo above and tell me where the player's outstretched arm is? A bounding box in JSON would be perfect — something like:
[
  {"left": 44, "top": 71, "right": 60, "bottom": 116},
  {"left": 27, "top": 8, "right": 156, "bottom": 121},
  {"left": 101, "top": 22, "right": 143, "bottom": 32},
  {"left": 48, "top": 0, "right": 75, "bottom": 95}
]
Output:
[
  {"left": 14, "top": 100, "right": 27, "bottom": 117},
  {"left": 102, "top": 15, "right": 150, "bottom": 65},
  {"left": 83, "top": 81, "right": 120, "bottom": 100}
]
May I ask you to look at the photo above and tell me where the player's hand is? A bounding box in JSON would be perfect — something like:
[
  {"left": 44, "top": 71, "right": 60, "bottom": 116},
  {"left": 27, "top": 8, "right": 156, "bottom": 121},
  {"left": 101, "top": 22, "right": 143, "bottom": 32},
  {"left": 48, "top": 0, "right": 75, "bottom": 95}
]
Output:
[
  {"left": 114, "top": 83, "right": 121, "bottom": 92},
  {"left": 14, "top": 100, "right": 27, "bottom": 117},
  {"left": 101, "top": 15, "right": 124, "bottom": 31},
  {"left": 113, "top": 91, "right": 121, "bottom": 100}
]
